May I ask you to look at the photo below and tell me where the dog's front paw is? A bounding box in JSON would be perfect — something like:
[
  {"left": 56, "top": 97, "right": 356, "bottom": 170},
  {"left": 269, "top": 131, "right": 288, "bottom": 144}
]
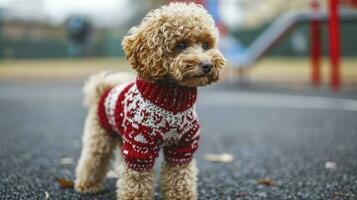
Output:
[{"left": 74, "top": 180, "right": 102, "bottom": 194}]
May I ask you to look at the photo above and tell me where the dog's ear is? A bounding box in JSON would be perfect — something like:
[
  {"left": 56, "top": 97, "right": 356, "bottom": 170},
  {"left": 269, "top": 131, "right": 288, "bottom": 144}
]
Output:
[{"left": 122, "top": 20, "right": 167, "bottom": 82}]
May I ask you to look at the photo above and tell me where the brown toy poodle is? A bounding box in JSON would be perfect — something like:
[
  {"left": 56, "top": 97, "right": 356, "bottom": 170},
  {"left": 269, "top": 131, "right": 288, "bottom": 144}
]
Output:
[{"left": 74, "top": 2, "right": 226, "bottom": 200}]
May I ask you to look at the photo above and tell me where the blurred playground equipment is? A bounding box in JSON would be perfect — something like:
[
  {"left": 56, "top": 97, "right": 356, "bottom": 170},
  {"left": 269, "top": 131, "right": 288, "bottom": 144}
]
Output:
[
  {"left": 236, "top": 0, "right": 357, "bottom": 90},
  {"left": 0, "top": 0, "right": 357, "bottom": 90}
]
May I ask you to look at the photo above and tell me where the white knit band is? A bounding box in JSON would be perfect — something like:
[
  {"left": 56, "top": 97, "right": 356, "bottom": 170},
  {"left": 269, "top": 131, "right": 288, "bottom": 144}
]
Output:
[{"left": 104, "top": 82, "right": 131, "bottom": 132}]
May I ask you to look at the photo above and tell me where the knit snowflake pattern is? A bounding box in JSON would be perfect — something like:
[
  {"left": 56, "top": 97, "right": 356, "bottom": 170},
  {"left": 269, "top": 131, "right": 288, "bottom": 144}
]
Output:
[{"left": 98, "top": 78, "right": 200, "bottom": 171}]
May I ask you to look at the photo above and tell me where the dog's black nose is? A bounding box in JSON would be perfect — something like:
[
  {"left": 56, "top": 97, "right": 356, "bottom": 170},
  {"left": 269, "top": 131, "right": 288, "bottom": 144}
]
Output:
[{"left": 199, "top": 61, "right": 213, "bottom": 74}]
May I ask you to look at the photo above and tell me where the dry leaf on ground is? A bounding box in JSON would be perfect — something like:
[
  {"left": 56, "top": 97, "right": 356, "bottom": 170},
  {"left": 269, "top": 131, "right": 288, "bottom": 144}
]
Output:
[
  {"left": 257, "top": 178, "right": 277, "bottom": 186},
  {"left": 204, "top": 153, "right": 234, "bottom": 163},
  {"left": 325, "top": 161, "right": 337, "bottom": 169},
  {"left": 56, "top": 178, "right": 74, "bottom": 188},
  {"left": 60, "top": 157, "right": 74, "bottom": 165}
]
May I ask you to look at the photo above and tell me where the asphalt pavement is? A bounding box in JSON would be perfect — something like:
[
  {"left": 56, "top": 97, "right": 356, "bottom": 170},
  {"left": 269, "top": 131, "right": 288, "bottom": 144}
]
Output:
[{"left": 0, "top": 80, "right": 357, "bottom": 200}]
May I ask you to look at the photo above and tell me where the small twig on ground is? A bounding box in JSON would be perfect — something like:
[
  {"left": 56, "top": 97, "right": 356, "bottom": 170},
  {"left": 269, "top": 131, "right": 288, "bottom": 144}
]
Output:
[
  {"left": 235, "top": 192, "right": 246, "bottom": 198},
  {"left": 331, "top": 192, "right": 357, "bottom": 200}
]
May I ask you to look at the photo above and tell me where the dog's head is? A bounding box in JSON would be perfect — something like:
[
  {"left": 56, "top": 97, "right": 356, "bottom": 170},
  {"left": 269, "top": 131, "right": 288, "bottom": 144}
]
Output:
[{"left": 122, "top": 2, "right": 226, "bottom": 87}]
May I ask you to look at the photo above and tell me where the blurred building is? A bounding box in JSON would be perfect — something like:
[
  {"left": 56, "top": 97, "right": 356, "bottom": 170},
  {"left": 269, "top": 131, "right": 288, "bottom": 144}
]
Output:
[{"left": 1, "top": 0, "right": 47, "bottom": 23}]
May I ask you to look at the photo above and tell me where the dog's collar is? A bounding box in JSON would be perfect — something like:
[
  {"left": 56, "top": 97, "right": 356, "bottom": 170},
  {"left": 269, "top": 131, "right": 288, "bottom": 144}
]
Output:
[{"left": 136, "top": 77, "right": 197, "bottom": 113}]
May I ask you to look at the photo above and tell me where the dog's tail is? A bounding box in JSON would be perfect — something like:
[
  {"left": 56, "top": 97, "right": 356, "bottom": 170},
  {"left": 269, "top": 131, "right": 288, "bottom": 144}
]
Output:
[{"left": 82, "top": 71, "right": 135, "bottom": 107}]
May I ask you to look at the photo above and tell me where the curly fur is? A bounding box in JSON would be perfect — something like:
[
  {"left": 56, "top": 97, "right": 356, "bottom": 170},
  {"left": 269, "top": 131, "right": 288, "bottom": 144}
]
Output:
[
  {"left": 160, "top": 160, "right": 198, "bottom": 200},
  {"left": 75, "top": 2, "right": 226, "bottom": 200},
  {"left": 82, "top": 71, "right": 135, "bottom": 107},
  {"left": 116, "top": 166, "right": 155, "bottom": 200}
]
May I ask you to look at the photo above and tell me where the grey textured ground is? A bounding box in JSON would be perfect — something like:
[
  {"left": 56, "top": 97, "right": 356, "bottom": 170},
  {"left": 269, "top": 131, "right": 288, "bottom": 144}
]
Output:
[{"left": 0, "top": 80, "right": 357, "bottom": 200}]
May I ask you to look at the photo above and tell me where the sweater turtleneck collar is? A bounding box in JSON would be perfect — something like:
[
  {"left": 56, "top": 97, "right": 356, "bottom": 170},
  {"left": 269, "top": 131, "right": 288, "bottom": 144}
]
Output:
[{"left": 136, "top": 77, "right": 197, "bottom": 114}]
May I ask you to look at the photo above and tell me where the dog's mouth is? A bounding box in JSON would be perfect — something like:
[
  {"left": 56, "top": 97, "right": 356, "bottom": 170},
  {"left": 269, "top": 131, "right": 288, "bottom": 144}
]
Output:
[
  {"left": 177, "top": 73, "right": 213, "bottom": 87},
  {"left": 192, "top": 71, "right": 212, "bottom": 78},
  {"left": 192, "top": 74, "right": 207, "bottom": 78}
]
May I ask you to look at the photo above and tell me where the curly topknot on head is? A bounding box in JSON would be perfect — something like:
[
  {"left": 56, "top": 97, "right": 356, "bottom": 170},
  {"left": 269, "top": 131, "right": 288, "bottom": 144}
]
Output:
[{"left": 122, "top": 2, "right": 226, "bottom": 87}]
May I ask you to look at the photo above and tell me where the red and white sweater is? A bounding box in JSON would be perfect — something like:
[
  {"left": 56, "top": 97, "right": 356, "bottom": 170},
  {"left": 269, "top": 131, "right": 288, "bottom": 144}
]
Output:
[{"left": 97, "top": 78, "right": 200, "bottom": 171}]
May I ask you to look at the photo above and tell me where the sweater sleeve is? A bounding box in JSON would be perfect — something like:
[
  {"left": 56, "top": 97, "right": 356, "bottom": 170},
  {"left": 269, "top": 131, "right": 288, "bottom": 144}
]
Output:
[
  {"left": 163, "top": 122, "right": 200, "bottom": 165},
  {"left": 121, "top": 126, "right": 160, "bottom": 171}
]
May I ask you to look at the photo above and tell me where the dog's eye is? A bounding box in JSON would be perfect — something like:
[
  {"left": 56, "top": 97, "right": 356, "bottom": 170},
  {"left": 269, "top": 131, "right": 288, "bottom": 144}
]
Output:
[
  {"left": 202, "top": 41, "right": 209, "bottom": 50},
  {"left": 176, "top": 42, "right": 187, "bottom": 51}
]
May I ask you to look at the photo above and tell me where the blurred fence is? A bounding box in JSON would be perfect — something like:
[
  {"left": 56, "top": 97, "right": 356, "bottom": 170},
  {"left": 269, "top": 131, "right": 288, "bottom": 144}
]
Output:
[
  {"left": 0, "top": 7, "right": 356, "bottom": 59},
  {"left": 0, "top": 18, "right": 128, "bottom": 59}
]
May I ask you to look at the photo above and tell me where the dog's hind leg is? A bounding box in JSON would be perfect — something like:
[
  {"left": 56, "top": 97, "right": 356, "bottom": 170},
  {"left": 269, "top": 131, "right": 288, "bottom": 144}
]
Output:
[{"left": 74, "top": 106, "right": 115, "bottom": 194}]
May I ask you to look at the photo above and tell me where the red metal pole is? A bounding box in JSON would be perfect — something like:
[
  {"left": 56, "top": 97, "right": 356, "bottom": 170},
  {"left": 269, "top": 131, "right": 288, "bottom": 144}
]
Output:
[
  {"left": 310, "top": 0, "right": 321, "bottom": 87},
  {"left": 328, "top": 0, "right": 341, "bottom": 90}
]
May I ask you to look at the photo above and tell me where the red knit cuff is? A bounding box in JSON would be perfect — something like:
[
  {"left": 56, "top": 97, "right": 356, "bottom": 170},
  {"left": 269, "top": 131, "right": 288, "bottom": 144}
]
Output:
[
  {"left": 124, "top": 159, "right": 155, "bottom": 171},
  {"left": 165, "top": 156, "right": 193, "bottom": 165}
]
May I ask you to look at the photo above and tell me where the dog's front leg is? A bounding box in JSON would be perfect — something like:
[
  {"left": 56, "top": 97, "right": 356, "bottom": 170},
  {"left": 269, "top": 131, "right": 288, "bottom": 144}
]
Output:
[
  {"left": 75, "top": 107, "right": 115, "bottom": 194},
  {"left": 160, "top": 160, "right": 198, "bottom": 200},
  {"left": 116, "top": 165, "right": 155, "bottom": 200}
]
